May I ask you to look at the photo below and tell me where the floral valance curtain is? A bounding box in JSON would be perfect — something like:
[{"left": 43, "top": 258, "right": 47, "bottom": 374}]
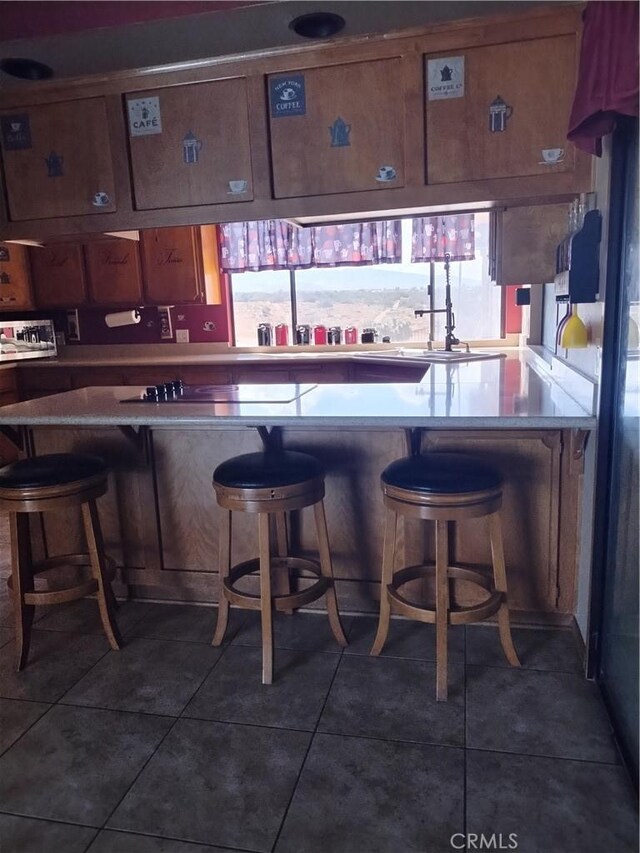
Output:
[
  {"left": 411, "top": 214, "right": 475, "bottom": 262},
  {"left": 219, "top": 219, "right": 401, "bottom": 272}
]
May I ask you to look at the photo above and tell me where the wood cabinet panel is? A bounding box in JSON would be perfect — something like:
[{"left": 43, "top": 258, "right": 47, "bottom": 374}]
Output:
[
  {"left": 140, "top": 226, "right": 204, "bottom": 304},
  {"left": 426, "top": 35, "right": 577, "bottom": 184},
  {"left": 127, "top": 79, "right": 253, "bottom": 210},
  {"left": 84, "top": 239, "right": 143, "bottom": 305},
  {"left": 0, "top": 98, "right": 116, "bottom": 220},
  {"left": 29, "top": 244, "right": 87, "bottom": 308},
  {"left": 18, "top": 367, "right": 73, "bottom": 398},
  {"left": 70, "top": 367, "right": 128, "bottom": 388},
  {"left": 0, "top": 243, "right": 34, "bottom": 311},
  {"left": 268, "top": 59, "right": 405, "bottom": 198}
]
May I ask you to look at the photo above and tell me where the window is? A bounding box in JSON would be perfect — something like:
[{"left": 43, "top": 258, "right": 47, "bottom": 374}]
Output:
[{"left": 229, "top": 213, "right": 503, "bottom": 346}]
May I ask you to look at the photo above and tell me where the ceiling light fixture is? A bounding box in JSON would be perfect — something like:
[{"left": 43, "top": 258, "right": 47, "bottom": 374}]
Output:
[
  {"left": 290, "top": 12, "right": 346, "bottom": 39},
  {"left": 0, "top": 58, "right": 54, "bottom": 81}
]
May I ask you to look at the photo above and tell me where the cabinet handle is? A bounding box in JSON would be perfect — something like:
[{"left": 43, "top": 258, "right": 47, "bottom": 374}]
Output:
[{"left": 92, "top": 191, "right": 110, "bottom": 207}]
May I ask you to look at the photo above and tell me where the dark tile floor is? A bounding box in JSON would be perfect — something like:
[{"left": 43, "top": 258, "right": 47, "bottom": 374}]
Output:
[{"left": 0, "top": 593, "right": 637, "bottom": 853}]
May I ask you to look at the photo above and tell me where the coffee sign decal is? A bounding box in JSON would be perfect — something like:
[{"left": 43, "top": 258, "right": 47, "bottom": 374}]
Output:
[
  {"left": 128, "top": 97, "right": 162, "bottom": 137},
  {"left": 270, "top": 75, "right": 306, "bottom": 118},
  {"left": 1, "top": 114, "right": 32, "bottom": 150},
  {"left": 427, "top": 56, "right": 465, "bottom": 100}
]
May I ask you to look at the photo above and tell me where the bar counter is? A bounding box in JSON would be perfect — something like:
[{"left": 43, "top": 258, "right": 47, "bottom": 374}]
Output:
[{"left": 0, "top": 349, "right": 595, "bottom": 621}]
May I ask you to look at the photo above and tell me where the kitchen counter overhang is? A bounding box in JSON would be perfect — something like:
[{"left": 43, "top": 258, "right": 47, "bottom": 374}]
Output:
[{"left": 0, "top": 351, "right": 596, "bottom": 431}]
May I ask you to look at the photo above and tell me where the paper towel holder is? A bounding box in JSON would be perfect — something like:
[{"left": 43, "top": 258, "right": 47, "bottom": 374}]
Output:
[{"left": 104, "top": 309, "right": 141, "bottom": 328}]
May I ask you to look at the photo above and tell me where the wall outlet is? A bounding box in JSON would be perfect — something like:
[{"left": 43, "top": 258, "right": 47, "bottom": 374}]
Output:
[{"left": 176, "top": 329, "right": 190, "bottom": 343}]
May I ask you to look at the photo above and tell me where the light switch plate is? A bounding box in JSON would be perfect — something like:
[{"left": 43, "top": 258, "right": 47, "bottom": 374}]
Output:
[{"left": 176, "top": 329, "right": 189, "bottom": 343}]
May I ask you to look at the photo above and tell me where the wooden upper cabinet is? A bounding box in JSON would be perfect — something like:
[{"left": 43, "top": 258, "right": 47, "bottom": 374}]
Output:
[
  {"left": 0, "top": 243, "right": 34, "bottom": 312},
  {"left": 29, "top": 244, "right": 87, "bottom": 308},
  {"left": 425, "top": 35, "right": 578, "bottom": 184},
  {"left": 126, "top": 79, "right": 254, "bottom": 210},
  {"left": 84, "top": 239, "right": 144, "bottom": 305},
  {"left": 0, "top": 98, "right": 117, "bottom": 221},
  {"left": 140, "top": 226, "right": 206, "bottom": 304},
  {"left": 268, "top": 58, "right": 406, "bottom": 199}
]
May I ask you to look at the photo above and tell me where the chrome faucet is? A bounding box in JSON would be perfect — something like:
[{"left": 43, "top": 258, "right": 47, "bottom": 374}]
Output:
[{"left": 414, "top": 253, "right": 461, "bottom": 352}]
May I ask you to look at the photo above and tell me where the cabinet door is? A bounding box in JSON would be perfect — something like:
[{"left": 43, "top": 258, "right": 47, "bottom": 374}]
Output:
[
  {"left": 0, "top": 243, "right": 34, "bottom": 311},
  {"left": 140, "top": 227, "right": 203, "bottom": 304},
  {"left": 85, "top": 239, "right": 143, "bottom": 305},
  {"left": 268, "top": 59, "right": 405, "bottom": 199},
  {"left": 126, "top": 79, "right": 253, "bottom": 210},
  {"left": 29, "top": 244, "right": 87, "bottom": 308},
  {"left": 0, "top": 98, "right": 117, "bottom": 220},
  {"left": 426, "top": 35, "right": 577, "bottom": 184}
]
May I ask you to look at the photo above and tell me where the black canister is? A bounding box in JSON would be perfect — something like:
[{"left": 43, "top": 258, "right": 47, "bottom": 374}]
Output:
[
  {"left": 257, "top": 323, "right": 273, "bottom": 346},
  {"left": 361, "top": 327, "right": 378, "bottom": 344},
  {"left": 295, "top": 324, "right": 311, "bottom": 345},
  {"left": 328, "top": 326, "right": 342, "bottom": 344}
]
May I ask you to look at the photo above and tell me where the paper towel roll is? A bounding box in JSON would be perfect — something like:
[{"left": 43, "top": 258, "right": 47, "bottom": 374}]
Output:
[{"left": 105, "top": 310, "right": 141, "bottom": 328}]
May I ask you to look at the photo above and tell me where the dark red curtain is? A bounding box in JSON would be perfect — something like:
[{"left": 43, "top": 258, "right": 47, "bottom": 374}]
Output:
[
  {"left": 219, "top": 220, "right": 401, "bottom": 272},
  {"left": 568, "top": 1, "right": 639, "bottom": 156},
  {"left": 411, "top": 214, "right": 475, "bottom": 262}
]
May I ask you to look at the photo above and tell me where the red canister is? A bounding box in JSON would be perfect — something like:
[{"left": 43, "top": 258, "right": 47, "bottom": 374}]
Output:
[
  {"left": 313, "top": 325, "right": 327, "bottom": 345},
  {"left": 344, "top": 326, "right": 358, "bottom": 344},
  {"left": 275, "top": 323, "right": 289, "bottom": 346}
]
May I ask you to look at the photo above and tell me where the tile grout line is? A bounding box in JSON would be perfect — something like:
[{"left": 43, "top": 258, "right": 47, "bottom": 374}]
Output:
[
  {"left": 95, "top": 637, "right": 233, "bottom": 836},
  {"left": 269, "top": 630, "right": 349, "bottom": 853}
]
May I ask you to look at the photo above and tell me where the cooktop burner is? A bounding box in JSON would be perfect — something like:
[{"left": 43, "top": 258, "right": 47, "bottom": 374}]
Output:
[{"left": 122, "top": 382, "right": 317, "bottom": 404}]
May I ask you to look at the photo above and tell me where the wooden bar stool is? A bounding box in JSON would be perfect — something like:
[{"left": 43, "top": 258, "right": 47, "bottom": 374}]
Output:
[
  {"left": 211, "top": 449, "right": 347, "bottom": 683},
  {"left": 371, "top": 452, "right": 520, "bottom": 701},
  {"left": 0, "top": 453, "right": 122, "bottom": 670}
]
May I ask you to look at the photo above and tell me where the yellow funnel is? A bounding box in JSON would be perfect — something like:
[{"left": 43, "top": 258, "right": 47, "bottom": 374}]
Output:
[{"left": 560, "top": 305, "right": 588, "bottom": 349}]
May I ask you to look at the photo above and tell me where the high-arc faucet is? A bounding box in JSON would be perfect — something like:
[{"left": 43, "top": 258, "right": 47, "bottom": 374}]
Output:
[{"left": 414, "top": 252, "right": 461, "bottom": 352}]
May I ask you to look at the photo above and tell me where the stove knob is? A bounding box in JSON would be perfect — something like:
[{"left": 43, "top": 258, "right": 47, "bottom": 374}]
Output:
[
  {"left": 172, "top": 379, "right": 184, "bottom": 394},
  {"left": 155, "top": 383, "right": 167, "bottom": 400},
  {"left": 163, "top": 382, "right": 176, "bottom": 398},
  {"left": 145, "top": 386, "right": 158, "bottom": 402}
]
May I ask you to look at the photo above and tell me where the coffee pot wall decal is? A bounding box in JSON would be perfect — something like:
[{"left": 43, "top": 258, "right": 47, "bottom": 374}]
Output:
[
  {"left": 488, "top": 96, "right": 513, "bottom": 133},
  {"left": 44, "top": 151, "right": 64, "bottom": 177},
  {"left": 182, "top": 131, "right": 203, "bottom": 165},
  {"left": 329, "top": 117, "right": 351, "bottom": 147}
]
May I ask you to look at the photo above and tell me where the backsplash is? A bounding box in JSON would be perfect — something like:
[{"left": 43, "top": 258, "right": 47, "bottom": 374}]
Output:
[{"left": 62, "top": 302, "right": 231, "bottom": 346}]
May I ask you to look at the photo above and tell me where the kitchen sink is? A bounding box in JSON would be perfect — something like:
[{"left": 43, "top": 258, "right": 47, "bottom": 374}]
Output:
[{"left": 355, "top": 348, "right": 506, "bottom": 364}]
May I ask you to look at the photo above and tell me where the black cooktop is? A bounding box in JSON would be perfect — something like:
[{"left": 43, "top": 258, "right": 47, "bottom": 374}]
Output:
[{"left": 122, "top": 383, "right": 317, "bottom": 404}]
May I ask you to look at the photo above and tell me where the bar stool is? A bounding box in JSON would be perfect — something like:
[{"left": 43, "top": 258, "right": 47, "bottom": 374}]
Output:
[
  {"left": 371, "top": 451, "right": 520, "bottom": 700},
  {"left": 211, "top": 449, "right": 347, "bottom": 683},
  {"left": 0, "top": 453, "right": 122, "bottom": 670}
]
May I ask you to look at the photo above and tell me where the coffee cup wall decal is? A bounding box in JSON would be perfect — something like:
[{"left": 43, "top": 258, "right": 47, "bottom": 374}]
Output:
[
  {"left": 540, "top": 148, "right": 565, "bottom": 164},
  {"left": 375, "top": 165, "right": 397, "bottom": 182},
  {"left": 92, "top": 191, "right": 110, "bottom": 207},
  {"left": 228, "top": 180, "right": 248, "bottom": 194}
]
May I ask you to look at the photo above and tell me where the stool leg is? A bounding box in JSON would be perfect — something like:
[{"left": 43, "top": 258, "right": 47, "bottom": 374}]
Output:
[
  {"left": 488, "top": 512, "right": 521, "bottom": 667},
  {"left": 313, "top": 500, "right": 347, "bottom": 647},
  {"left": 259, "top": 512, "right": 274, "bottom": 684},
  {"left": 371, "top": 507, "right": 397, "bottom": 656},
  {"left": 212, "top": 510, "right": 232, "bottom": 646},
  {"left": 274, "top": 512, "right": 293, "bottom": 615},
  {"left": 435, "top": 519, "right": 450, "bottom": 702},
  {"left": 82, "top": 501, "right": 122, "bottom": 651},
  {"left": 11, "top": 514, "right": 35, "bottom": 671}
]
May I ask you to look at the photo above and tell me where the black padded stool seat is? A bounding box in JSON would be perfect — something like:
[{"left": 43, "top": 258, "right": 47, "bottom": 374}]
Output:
[
  {"left": 211, "top": 448, "right": 346, "bottom": 684},
  {"left": 0, "top": 453, "right": 106, "bottom": 491},
  {"left": 213, "top": 450, "right": 323, "bottom": 490},
  {"left": 381, "top": 452, "right": 502, "bottom": 495},
  {"left": 373, "top": 450, "right": 520, "bottom": 702},
  {"left": 0, "top": 452, "right": 122, "bottom": 671}
]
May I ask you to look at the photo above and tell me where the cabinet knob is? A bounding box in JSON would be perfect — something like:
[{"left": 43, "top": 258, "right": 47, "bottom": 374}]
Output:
[{"left": 92, "top": 191, "right": 110, "bottom": 207}]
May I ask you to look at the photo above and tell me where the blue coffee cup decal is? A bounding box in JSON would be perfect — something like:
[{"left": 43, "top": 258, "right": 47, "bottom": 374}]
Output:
[{"left": 375, "top": 165, "right": 397, "bottom": 182}]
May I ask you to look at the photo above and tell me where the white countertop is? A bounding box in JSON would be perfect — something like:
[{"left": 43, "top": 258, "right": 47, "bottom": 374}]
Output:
[{"left": 0, "top": 351, "right": 596, "bottom": 429}]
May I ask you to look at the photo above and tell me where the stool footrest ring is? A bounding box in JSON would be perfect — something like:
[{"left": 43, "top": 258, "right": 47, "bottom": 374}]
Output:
[
  {"left": 224, "top": 556, "right": 330, "bottom": 611},
  {"left": 387, "top": 562, "right": 503, "bottom": 626},
  {"left": 7, "top": 552, "right": 117, "bottom": 606}
]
